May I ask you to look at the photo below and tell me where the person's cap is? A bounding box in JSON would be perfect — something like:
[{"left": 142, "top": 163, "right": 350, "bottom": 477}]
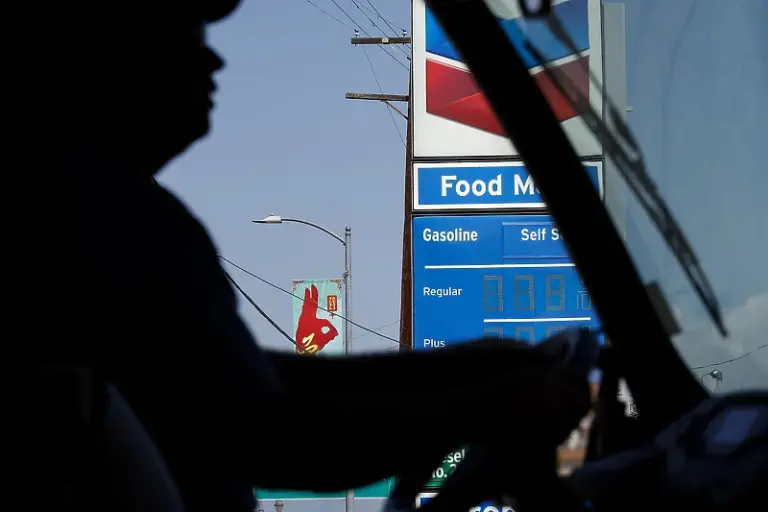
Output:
[
  {"left": 73, "top": 0, "right": 244, "bottom": 24},
  {"left": 197, "top": 0, "right": 243, "bottom": 22}
]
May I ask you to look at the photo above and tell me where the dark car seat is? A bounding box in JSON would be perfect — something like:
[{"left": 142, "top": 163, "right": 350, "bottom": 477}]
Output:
[{"left": 35, "top": 364, "right": 186, "bottom": 511}]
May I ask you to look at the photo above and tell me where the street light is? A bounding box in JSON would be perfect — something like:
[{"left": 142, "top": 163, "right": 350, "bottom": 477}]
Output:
[
  {"left": 252, "top": 214, "right": 355, "bottom": 512},
  {"left": 256, "top": 214, "right": 282, "bottom": 224},
  {"left": 253, "top": 214, "right": 347, "bottom": 246},
  {"left": 252, "top": 214, "right": 352, "bottom": 357}
]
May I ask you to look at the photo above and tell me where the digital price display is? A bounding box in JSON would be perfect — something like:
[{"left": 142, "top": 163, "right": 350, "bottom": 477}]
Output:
[{"left": 412, "top": 214, "right": 600, "bottom": 350}]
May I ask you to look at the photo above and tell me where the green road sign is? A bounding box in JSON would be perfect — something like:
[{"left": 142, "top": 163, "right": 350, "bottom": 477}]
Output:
[
  {"left": 257, "top": 478, "right": 394, "bottom": 500},
  {"left": 424, "top": 447, "right": 466, "bottom": 489}
]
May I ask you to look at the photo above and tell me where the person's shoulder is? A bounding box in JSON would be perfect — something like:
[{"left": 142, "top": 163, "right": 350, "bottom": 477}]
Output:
[
  {"left": 147, "top": 180, "right": 219, "bottom": 255},
  {"left": 146, "top": 180, "right": 235, "bottom": 299}
]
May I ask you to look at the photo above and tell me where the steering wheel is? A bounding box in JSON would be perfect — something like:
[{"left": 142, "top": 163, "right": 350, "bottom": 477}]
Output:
[{"left": 385, "top": 327, "right": 602, "bottom": 512}]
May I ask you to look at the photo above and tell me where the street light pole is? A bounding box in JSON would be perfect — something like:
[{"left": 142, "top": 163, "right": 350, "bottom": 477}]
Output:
[
  {"left": 252, "top": 215, "right": 355, "bottom": 512},
  {"left": 343, "top": 229, "right": 354, "bottom": 512},
  {"left": 343, "top": 226, "right": 352, "bottom": 356}
]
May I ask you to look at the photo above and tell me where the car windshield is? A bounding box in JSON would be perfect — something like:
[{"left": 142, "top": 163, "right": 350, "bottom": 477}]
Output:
[{"left": 475, "top": 0, "right": 767, "bottom": 393}]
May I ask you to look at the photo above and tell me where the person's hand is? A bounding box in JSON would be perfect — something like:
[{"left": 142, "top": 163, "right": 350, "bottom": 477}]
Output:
[
  {"left": 380, "top": 336, "right": 594, "bottom": 512},
  {"left": 471, "top": 332, "right": 595, "bottom": 443},
  {"left": 404, "top": 333, "right": 593, "bottom": 452},
  {"left": 295, "top": 284, "right": 340, "bottom": 355}
]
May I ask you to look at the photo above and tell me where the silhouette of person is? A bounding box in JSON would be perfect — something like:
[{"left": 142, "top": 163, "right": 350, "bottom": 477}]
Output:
[{"left": 73, "top": 1, "right": 592, "bottom": 511}]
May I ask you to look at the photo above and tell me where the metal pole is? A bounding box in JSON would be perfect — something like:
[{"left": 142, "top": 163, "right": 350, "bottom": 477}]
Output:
[
  {"left": 343, "top": 226, "right": 353, "bottom": 356},
  {"left": 343, "top": 225, "right": 354, "bottom": 512}
]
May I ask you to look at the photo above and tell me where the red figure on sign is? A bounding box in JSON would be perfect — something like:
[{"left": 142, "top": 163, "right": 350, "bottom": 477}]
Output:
[{"left": 295, "top": 284, "right": 339, "bottom": 355}]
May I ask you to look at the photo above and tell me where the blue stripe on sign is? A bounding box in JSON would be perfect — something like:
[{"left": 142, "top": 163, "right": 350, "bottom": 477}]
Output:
[{"left": 425, "top": 0, "right": 589, "bottom": 69}]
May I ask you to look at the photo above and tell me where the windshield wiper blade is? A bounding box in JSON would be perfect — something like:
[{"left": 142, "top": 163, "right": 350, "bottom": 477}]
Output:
[{"left": 521, "top": 15, "right": 727, "bottom": 338}]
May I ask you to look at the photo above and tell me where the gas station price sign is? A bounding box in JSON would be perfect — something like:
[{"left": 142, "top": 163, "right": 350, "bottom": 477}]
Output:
[
  {"left": 412, "top": 214, "right": 601, "bottom": 350},
  {"left": 424, "top": 447, "right": 466, "bottom": 488}
]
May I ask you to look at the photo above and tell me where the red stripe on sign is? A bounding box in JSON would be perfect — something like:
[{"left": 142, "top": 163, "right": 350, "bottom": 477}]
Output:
[{"left": 425, "top": 56, "right": 590, "bottom": 136}]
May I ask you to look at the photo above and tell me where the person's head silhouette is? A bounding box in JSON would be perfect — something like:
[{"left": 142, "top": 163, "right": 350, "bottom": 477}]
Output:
[{"left": 71, "top": 0, "right": 242, "bottom": 174}]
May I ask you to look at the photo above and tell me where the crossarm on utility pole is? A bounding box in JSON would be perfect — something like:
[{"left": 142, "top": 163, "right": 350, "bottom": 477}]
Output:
[
  {"left": 351, "top": 37, "right": 412, "bottom": 45},
  {"left": 345, "top": 93, "right": 409, "bottom": 119},
  {"left": 345, "top": 93, "right": 409, "bottom": 102}
]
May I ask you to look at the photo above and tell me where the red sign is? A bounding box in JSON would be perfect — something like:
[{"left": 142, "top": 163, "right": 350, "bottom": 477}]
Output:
[{"left": 295, "top": 284, "right": 340, "bottom": 355}]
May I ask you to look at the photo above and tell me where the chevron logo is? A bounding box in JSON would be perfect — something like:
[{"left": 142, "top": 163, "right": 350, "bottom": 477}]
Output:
[{"left": 425, "top": 0, "right": 591, "bottom": 136}]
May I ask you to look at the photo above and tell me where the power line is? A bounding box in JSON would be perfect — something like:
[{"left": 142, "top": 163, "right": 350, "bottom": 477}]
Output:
[
  {"left": 223, "top": 269, "right": 298, "bottom": 347},
  {"left": 363, "top": 0, "right": 411, "bottom": 45},
  {"left": 349, "top": 0, "right": 389, "bottom": 35},
  {"left": 363, "top": 45, "right": 405, "bottom": 146},
  {"left": 691, "top": 343, "right": 767, "bottom": 370},
  {"left": 353, "top": 319, "right": 400, "bottom": 341},
  {"left": 305, "top": 0, "right": 355, "bottom": 30},
  {"left": 219, "top": 255, "right": 407, "bottom": 348},
  {"left": 348, "top": 0, "right": 411, "bottom": 58},
  {"left": 327, "top": 0, "right": 409, "bottom": 70},
  {"left": 226, "top": 256, "right": 765, "bottom": 372},
  {"left": 227, "top": 267, "right": 399, "bottom": 350}
]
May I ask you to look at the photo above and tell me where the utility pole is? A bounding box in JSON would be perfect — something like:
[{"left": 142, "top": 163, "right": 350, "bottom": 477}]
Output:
[
  {"left": 398, "top": 78, "right": 413, "bottom": 353},
  {"left": 343, "top": 31, "right": 413, "bottom": 512},
  {"left": 345, "top": 32, "right": 413, "bottom": 354},
  {"left": 345, "top": 33, "right": 411, "bottom": 119},
  {"left": 343, "top": 226, "right": 353, "bottom": 358}
]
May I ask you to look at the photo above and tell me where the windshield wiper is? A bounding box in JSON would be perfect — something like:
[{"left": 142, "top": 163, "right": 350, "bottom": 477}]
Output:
[{"left": 520, "top": 14, "right": 727, "bottom": 338}]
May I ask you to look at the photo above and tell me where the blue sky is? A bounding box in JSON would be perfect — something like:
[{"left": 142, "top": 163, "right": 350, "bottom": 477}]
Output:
[
  {"left": 160, "top": 0, "right": 411, "bottom": 357},
  {"left": 157, "top": 0, "right": 766, "bottom": 509}
]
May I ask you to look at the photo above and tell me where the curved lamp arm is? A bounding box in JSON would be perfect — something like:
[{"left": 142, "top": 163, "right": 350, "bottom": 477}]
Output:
[{"left": 252, "top": 215, "right": 345, "bottom": 246}]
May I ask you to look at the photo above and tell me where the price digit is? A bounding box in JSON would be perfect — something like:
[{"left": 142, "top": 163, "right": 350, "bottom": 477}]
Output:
[
  {"left": 515, "top": 326, "right": 534, "bottom": 344},
  {"left": 546, "top": 326, "right": 561, "bottom": 338},
  {"left": 545, "top": 274, "right": 565, "bottom": 311},
  {"left": 514, "top": 274, "right": 534, "bottom": 312},
  {"left": 483, "top": 275, "right": 504, "bottom": 312},
  {"left": 484, "top": 327, "right": 503, "bottom": 339},
  {"left": 577, "top": 290, "right": 592, "bottom": 311}
]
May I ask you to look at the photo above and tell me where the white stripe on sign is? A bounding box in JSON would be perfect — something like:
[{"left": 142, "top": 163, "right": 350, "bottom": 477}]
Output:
[
  {"left": 483, "top": 317, "right": 592, "bottom": 323},
  {"left": 424, "top": 263, "right": 576, "bottom": 270}
]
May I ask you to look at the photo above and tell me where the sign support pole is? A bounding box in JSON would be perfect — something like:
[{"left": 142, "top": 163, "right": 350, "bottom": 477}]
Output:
[
  {"left": 399, "top": 77, "right": 414, "bottom": 352},
  {"left": 343, "top": 31, "right": 411, "bottom": 511}
]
